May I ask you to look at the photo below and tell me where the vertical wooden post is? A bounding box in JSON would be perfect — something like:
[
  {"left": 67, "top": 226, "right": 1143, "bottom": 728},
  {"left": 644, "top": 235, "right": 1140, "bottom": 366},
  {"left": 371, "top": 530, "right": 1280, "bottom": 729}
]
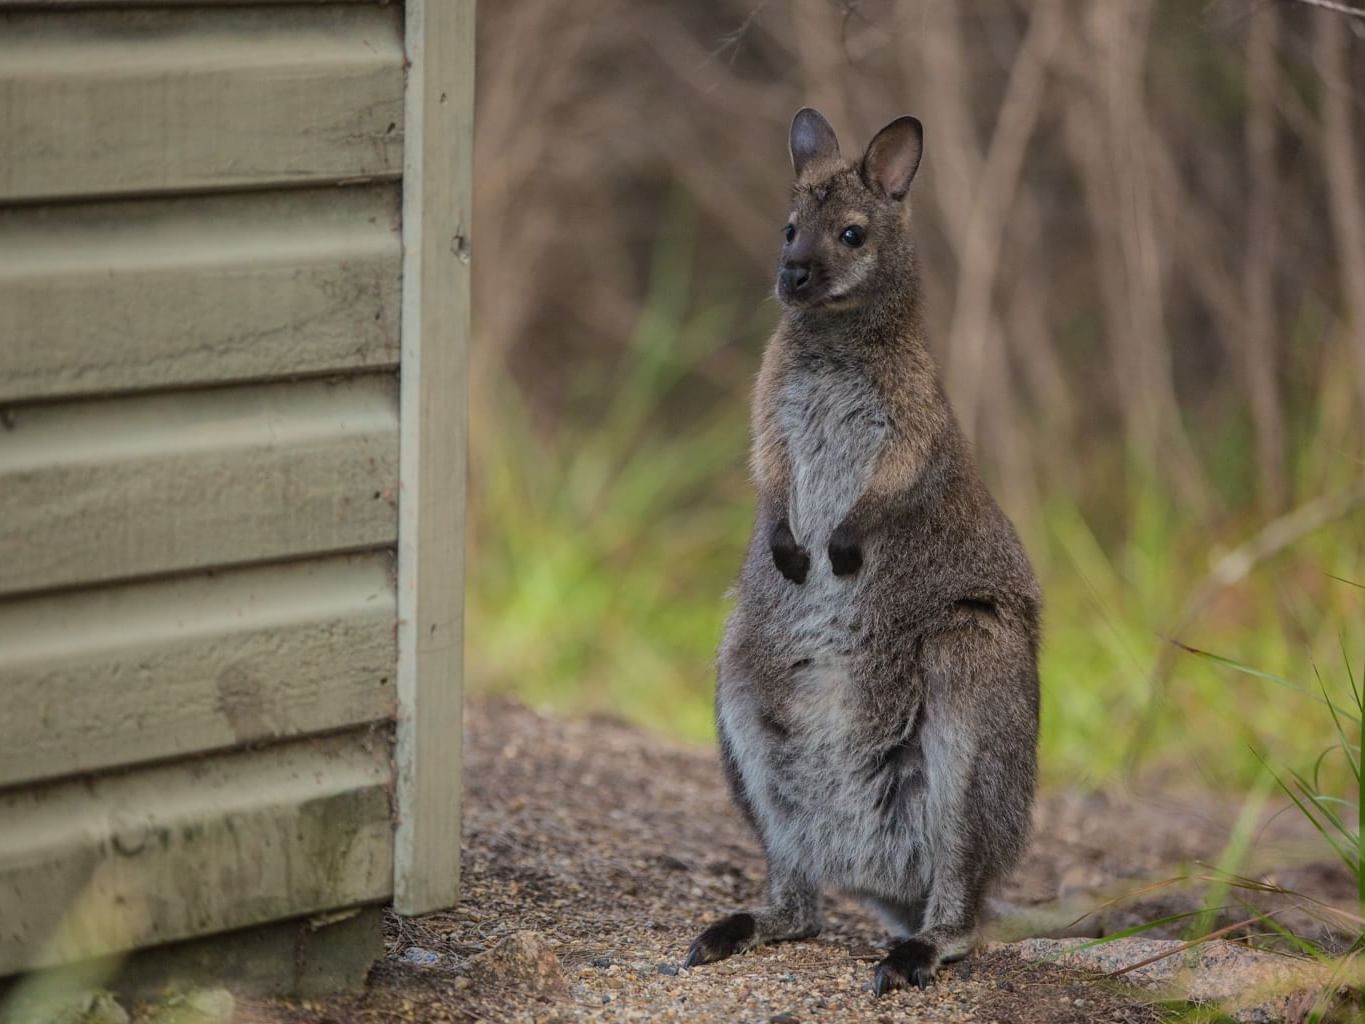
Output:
[{"left": 394, "top": 0, "right": 473, "bottom": 915}]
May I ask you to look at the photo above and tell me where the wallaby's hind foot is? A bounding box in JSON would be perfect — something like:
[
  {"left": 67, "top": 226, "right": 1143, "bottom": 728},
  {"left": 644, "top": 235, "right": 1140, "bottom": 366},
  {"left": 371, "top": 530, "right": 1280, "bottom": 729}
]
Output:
[
  {"left": 684, "top": 895, "right": 822, "bottom": 969},
  {"left": 683, "top": 912, "right": 756, "bottom": 967},
  {"left": 872, "top": 937, "right": 938, "bottom": 994}
]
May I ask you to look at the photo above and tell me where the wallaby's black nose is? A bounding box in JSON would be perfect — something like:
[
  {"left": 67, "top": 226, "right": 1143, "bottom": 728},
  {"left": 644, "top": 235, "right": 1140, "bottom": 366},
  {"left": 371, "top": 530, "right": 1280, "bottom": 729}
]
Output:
[{"left": 781, "top": 264, "right": 812, "bottom": 293}]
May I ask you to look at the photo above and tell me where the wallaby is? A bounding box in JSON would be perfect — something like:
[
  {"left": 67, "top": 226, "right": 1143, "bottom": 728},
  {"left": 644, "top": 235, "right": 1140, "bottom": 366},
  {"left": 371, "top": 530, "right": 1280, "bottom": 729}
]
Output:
[{"left": 684, "top": 109, "right": 1042, "bottom": 995}]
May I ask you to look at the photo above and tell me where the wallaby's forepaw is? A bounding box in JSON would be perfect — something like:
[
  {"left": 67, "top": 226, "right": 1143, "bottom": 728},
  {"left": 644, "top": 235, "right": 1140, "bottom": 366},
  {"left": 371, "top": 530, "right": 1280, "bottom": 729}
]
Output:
[
  {"left": 770, "top": 519, "right": 810, "bottom": 584},
  {"left": 872, "top": 938, "right": 938, "bottom": 995},
  {"left": 828, "top": 521, "right": 863, "bottom": 576},
  {"left": 684, "top": 912, "right": 756, "bottom": 968}
]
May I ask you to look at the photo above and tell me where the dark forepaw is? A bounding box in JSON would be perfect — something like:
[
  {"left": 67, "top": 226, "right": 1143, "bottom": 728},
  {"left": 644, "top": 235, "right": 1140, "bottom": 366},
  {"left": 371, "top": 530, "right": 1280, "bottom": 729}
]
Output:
[
  {"left": 684, "top": 912, "right": 756, "bottom": 968},
  {"left": 872, "top": 938, "right": 938, "bottom": 995},
  {"left": 828, "top": 522, "right": 863, "bottom": 577},
  {"left": 770, "top": 519, "right": 810, "bottom": 584}
]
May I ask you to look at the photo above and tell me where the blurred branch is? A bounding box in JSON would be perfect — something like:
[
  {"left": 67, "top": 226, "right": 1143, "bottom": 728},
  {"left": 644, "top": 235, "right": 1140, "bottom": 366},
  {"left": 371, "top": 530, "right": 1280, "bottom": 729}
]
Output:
[
  {"left": 910, "top": 1, "right": 980, "bottom": 244},
  {"left": 1315, "top": 10, "right": 1365, "bottom": 416},
  {"left": 904, "top": 2, "right": 1041, "bottom": 504},
  {"left": 793, "top": 0, "right": 854, "bottom": 140},
  {"left": 1243, "top": 1, "right": 1288, "bottom": 509},
  {"left": 1287, "top": 0, "right": 1365, "bottom": 20},
  {"left": 832, "top": 0, "right": 873, "bottom": 57},
  {"left": 1058, "top": 4, "right": 1213, "bottom": 514},
  {"left": 943, "top": 0, "right": 1064, "bottom": 443},
  {"left": 712, "top": 1, "right": 770, "bottom": 62},
  {"left": 1003, "top": 234, "right": 1077, "bottom": 435},
  {"left": 471, "top": 0, "right": 1360, "bottom": 521}
]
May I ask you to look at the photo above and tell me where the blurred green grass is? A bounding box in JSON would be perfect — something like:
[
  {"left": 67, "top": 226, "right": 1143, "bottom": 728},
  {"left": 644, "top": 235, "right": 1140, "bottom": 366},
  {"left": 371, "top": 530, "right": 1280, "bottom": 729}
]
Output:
[{"left": 467, "top": 247, "right": 1365, "bottom": 790}]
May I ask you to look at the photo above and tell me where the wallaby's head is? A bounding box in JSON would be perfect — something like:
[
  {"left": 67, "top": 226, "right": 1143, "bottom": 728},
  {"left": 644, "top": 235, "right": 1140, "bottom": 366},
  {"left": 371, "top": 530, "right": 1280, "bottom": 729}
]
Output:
[{"left": 776, "top": 108, "right": 923, "bottom": 311}]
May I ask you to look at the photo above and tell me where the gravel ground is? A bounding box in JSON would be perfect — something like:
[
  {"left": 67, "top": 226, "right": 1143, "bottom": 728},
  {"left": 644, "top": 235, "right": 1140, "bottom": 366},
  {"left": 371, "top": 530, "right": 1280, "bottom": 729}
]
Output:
[{"left": 235, "top": 698, "right": 1353, "bottom": 1024}]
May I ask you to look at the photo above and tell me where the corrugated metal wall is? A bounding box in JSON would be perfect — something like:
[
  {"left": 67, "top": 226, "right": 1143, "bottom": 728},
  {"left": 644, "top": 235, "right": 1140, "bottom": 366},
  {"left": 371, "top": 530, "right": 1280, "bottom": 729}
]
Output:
[{"left": 0, "top": 2, "right": 443, "bottom": 974}]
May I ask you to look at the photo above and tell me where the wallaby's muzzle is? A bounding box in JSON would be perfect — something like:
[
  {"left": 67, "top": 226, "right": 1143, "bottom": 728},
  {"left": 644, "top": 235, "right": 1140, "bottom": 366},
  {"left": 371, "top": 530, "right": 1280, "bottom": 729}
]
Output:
[{"left": 778, "top": 262, "right": 813, "bottom": 300}]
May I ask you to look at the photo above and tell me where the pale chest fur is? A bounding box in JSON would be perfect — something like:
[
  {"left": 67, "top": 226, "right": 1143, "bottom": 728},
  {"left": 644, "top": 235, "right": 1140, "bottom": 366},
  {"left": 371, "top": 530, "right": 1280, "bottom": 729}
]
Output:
[{"left": 776, "top": 364, "right": 889, "bottom": 551}]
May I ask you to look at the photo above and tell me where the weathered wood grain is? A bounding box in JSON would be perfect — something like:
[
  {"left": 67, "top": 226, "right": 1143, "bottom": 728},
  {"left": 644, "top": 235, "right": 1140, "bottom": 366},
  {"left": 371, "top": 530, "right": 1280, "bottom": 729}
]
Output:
[
  {"left": 0, "top": 376, "right": 398, "bottom": 597},
  {"left": 0, "top": 186, "right": 401, "bottom": 403},
  {"left": 393, "top": 0, "right": 473, "bottom": 915},
  {"left": 0, "top": 730, "right": 393, "bottom": 975},
  {"left": 0, "top": 553, "right": 397, "bottom": 788},
  {"left": 0, "top": 5, "right": 403, "bottom": 202}
]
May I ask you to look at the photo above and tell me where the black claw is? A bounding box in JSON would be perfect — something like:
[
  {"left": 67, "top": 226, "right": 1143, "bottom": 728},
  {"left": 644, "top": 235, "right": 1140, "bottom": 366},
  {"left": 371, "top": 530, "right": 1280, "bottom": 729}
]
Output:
[
  {"left": 684, "top": 912, "right": 756, "bottom": 969},
  {"left": 872, "top": 938, "right": 938, "bottom": 996},
  {"left": 873, "top": 967, "right": 893, "bottom": 997}
]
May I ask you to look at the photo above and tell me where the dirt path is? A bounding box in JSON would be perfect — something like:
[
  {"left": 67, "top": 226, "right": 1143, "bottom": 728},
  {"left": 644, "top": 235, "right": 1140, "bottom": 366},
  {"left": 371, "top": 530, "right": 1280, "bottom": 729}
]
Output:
[{"left": 239, "top": 699, "right": 1348, "bottom": 1023}]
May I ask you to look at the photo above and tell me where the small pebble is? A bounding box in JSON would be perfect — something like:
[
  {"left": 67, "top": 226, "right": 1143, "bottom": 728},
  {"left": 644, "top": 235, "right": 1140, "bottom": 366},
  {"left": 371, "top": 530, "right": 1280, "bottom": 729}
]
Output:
[
  {"left": 770, "top": 1014, "right": 801, "bottom": 1024},
  {"left": 402, "top": 946, "right": 441, "bottom": 966},
  {"left": 591, "top": 956, "right": 614, "bottom": 969},
  {"left": 656, "top": 963, "right": 679, "bottom": 976}
]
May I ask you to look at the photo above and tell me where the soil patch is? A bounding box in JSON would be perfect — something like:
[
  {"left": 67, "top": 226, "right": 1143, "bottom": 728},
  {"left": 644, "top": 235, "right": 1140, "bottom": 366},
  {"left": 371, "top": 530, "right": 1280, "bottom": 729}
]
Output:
[{"left": 235, "top": 699, "right": 1351, "bottom": 1023}]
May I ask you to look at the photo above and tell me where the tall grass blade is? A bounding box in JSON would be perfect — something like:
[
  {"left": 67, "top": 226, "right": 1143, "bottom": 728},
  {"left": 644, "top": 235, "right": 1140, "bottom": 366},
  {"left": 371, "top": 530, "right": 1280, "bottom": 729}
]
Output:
[
  {"left": 1177, "top": 642, "right": 1359, "bottom": 722},
  {"left": 1252, "top": 749, "right": 1359, "bottom": 872}
]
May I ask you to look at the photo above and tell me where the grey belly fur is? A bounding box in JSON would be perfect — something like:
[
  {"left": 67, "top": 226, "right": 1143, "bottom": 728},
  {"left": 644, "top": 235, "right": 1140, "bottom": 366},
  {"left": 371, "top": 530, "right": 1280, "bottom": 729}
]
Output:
[
  {"left": 718, "top": 645, "right": 941, "bottom": 902},
  {"left": 777, "top": 366, "right": 888, "bottom": 556},
  {"left": 722, "top": 366, "right": 937, "bottom": 899}
]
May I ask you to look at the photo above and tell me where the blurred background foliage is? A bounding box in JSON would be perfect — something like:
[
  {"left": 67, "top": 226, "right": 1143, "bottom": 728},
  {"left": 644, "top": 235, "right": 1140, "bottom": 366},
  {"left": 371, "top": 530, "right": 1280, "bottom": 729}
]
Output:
[{"left": 465, "top": 0, "right": 1365, "bottom": 789}]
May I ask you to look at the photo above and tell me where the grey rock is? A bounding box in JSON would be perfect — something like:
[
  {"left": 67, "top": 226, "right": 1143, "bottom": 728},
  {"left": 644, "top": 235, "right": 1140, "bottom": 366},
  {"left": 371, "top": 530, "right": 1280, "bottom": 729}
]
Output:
[
  {"left": 464, "top": 931, "right": 567, "bottom": 997},
  {"left": 1006, "top": 937, "right": 1332, "bottom": 1023},
  {"left": 401, "top": 946, "right": 441, "bottom": 966}
]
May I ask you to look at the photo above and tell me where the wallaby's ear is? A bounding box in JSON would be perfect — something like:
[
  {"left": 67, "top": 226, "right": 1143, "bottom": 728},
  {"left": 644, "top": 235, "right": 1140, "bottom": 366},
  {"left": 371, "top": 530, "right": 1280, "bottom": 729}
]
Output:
[
  {"left": 862, "top": 116, "right": 923, "bottom": 200},
  {"left": 789, "top": 108, "right": 840, "bottom": 177}
]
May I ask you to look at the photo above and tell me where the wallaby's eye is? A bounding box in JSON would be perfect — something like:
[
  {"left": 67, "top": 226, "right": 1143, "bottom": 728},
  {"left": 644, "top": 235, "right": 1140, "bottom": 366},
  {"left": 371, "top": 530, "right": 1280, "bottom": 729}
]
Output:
[
  {"left": 839, "top": 225, "right": 865, "bottom": 248},
  {"left": 783, "top": 223, "right": 796, "bottom": 244}
]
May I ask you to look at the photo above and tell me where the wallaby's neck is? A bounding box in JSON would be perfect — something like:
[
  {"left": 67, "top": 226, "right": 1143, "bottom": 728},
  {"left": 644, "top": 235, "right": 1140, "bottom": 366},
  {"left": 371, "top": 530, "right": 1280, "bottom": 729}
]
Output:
[
  {"left": 777, "top": 255, "right": 962, "bottom": 483},
  {"left": 782, "top": 260, "right": 926, "bottom": 363}
]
